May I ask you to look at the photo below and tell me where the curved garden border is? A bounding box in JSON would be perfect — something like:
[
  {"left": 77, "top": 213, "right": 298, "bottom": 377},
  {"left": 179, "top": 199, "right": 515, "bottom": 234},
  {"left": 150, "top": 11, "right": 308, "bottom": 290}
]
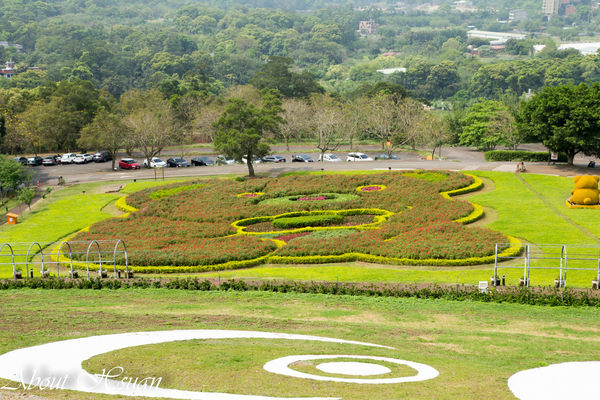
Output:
[{"left": 52, "top": 172, "right": 520, "bottom": 273}]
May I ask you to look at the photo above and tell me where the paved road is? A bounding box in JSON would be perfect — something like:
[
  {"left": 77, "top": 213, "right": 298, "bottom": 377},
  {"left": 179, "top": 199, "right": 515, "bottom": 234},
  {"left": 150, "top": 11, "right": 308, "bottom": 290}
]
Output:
[{"left": 24, "top": 145, "right": 599, "bottom": 186}]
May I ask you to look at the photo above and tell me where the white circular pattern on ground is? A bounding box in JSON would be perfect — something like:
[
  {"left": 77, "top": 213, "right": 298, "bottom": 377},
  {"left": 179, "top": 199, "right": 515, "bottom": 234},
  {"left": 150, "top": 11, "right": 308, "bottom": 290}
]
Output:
[
  {"left": 0, "top": 329, "right": 439, "bottom": 400},
  {"left": 263, "top": 355, "right": 439, "bottom": 384},
  {"left": 508, "top": 361, "right": 600, "bottom": 400},
  {"left": 315, "top": 362, "right": 391, "bottom": 376}
]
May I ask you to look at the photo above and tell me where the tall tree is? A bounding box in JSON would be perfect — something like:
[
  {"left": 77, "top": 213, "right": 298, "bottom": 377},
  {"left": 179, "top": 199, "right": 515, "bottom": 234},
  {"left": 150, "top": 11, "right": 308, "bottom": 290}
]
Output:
[
  {"left": 0, "top": 155, "right": 30, "bottom": 206},
  {"left": 309, "top": 94, "right": 345, "bottom": 162},
  {"left": 250, "top": 56, "right": 324, "bottom": 98},
  {"left": 122, "top": 90, "right": 178, "bottom": 167},
  {"left": 280, "top": 98, "right": 311, "bottom": 151},
  {"left": 213, "top": 90, "right": 283, "bottom": 177},
  {"left": 459, "top": 100, "right": 514, "bottom": 151},
  {"left": 517, "top": 83, "right": 600, "bottom": 164},
  {"left": 78, "top": 107, "right": 127, "bottom": 171}
]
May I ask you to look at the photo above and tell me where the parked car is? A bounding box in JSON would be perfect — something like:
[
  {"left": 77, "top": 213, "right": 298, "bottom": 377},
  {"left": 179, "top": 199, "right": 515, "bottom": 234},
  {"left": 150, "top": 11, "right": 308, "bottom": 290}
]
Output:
[
  {"left": 60, "top": 153, "right": 77, "bottom": 164},
  {"left": 42, "top": 155, "right": 60, "bottom": 166},
  {"left": 190, "top": 156, "right": 215, "bottom": 166},
  {"left": 119, "top": 158, "right": 141, "bottom": 169},
  {"left": 346, "top": 152, "right": 373, "bottom": 162},
  {"left": 319, "top": 153, "right": 341, "bottom": 162},
  {"left": 166, "top": 157, "right": 189, "bottom": 167},
  {"left": 73, "top": 154, "right": 93, "bottom": 164},
  {"left": 13, "top": 157, "right": 27, "bottom": 165},
  {"left": 143, "top": 157, "right": 167, "bottom": 168},
  {"left": 216, "top": 155, "right": 236, "bottom": 165},
  {"left": 93, "top": 151, "right": 112, "bottom": 162},
  {"left": 262, "top": 155, "right": 286, "bottom": 163},
  {"left": 27, "top": 156, "right": 43, "bottom": 166},
  {"left": 241, "top": 155, "right": 261, "bottom": 164},
  {"left": 291, "top": 154, "right": 314, "bottom": 162},
  {"left": 374, "top": 153, "right": 399, "bottom": 160}
]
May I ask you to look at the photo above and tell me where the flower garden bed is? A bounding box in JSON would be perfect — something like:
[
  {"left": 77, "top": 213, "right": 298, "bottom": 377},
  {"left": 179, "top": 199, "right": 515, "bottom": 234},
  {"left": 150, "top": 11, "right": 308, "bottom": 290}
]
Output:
[{"left": 69, "top": 171, "right": 519, "bottom": 272}]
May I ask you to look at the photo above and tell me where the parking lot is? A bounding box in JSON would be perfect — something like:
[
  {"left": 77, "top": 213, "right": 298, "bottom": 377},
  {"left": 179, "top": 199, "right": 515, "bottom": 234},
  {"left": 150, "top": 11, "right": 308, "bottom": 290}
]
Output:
[{"left": 19, "top": 144, "right": 599, "bottom": 186}]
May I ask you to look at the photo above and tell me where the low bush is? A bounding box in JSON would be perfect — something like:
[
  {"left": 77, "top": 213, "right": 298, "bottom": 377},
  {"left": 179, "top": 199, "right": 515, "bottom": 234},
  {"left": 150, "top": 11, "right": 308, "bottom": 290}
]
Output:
[
  {"left": 484, "top": 150, "right": 568, "bottom": 162},
  {"left": 273, "top": 214, "right": 344, "bottom": 229},
  {"left": 2, "top": 277, "right": 600, "bottom": 307}
]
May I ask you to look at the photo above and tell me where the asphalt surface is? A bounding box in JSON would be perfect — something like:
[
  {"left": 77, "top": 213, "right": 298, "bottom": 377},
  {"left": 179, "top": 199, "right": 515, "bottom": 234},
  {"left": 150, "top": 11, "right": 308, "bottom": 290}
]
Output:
[{"left": 22, "top": 144, "right": 600, "bottom": 186}]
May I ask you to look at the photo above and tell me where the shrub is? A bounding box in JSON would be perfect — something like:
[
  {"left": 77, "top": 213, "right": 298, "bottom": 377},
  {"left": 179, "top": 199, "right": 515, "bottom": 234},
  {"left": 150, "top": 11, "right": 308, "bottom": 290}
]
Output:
[
  {"left": 273, "top": 214, "right": 344, "bottom": 229},
  {"left": 484, "top": 150, "right": 568, "bottom": 162}
]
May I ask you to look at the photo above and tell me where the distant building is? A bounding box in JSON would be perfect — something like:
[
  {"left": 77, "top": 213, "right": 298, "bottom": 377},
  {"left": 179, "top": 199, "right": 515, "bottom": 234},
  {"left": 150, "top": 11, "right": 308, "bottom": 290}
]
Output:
[
  {"left": 0, "top": 61, "right": 16, "bottom": 79},
  {"left": 358, "top": 20, "right": 376, "bottom": 36},
  {"left": 533, "top": 42, "right": 600, "bottom": 55},
  {"left": 376, "top": 67, "right": 406, "bottom": 75},
  {"left": 543, "top": 0, "right": 560, "bottom": 16},
  {"left": 0, "top": 41, "right": 22, "bottom": 51},
  {"left": 509, "top": 9, "right": 528, "bottom": 21},
  {"left": 467, "top": 30, "right": 527, "bottom": 41}
]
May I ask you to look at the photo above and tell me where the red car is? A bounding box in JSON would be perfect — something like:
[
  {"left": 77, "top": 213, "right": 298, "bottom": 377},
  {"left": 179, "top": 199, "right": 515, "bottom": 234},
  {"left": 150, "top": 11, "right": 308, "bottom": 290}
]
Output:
[{"left": 118, "top": 158, "right": 141, "bottom": 169}]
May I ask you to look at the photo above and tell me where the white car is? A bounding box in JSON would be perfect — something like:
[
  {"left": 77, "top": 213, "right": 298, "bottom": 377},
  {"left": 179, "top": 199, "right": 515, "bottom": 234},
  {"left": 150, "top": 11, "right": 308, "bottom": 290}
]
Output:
[
  {"left": 73, "top": 154, "right": 93, "bottom": 164},
  {"left": 241, "top": 155, "right": 261, "bottom": 164},
  {"left": 319, "top": 153, "right": 341, "bottom": 162},
  {"left": 143, "top": 157, "right": 167, "bottom": 168},
  {"left": 216, "top": 155, "right": 236, "bottom": 165},
  {"left": 346, "top": 152, "right": 373, "bottom": 162},
  {"left": 60, "top": 153, "right": 77, "bottom": 164}
]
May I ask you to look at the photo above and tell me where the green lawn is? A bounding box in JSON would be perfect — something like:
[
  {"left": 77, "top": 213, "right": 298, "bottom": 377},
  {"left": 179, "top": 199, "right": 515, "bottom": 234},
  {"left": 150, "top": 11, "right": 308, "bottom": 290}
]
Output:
[
  {"left": 196, "top": 171, "right": 600, "bottom": 288},
  {"left": 1, "top": 289, "right": 600, "bottom": 399},
  {"left": 0, "top": 178, "right": 197, "bottom": 278},
  {"left": 3, "top": 171, "right": 600, "bottom": 287}
]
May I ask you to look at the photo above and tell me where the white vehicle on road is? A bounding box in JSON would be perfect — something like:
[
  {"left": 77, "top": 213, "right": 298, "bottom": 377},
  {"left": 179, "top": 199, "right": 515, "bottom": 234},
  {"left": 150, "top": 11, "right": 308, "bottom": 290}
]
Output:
[
  {"left": 346, "top": 152, "right": 373, "bottom": 162},
  {"left": 143, "top": 157, "right": 167, "bottom": 168},
  {"left": 73, "top": 154, "right": 93, "bottom": 164},
  {"left": 60, "top": 153, "right": 77, "bottom": 164},
  {"left": 319, "top": 153, "right": 342, "bottom": 162}
]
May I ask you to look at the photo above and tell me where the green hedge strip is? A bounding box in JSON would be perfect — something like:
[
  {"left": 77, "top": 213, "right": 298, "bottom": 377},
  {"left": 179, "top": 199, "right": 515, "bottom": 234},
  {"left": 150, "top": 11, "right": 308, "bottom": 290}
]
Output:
[
  {"left": 2, "top": 277, "right": 600, "bottom": 307},
  {"left": 484, "top": 150, "right": 568, "bottom": 162}
]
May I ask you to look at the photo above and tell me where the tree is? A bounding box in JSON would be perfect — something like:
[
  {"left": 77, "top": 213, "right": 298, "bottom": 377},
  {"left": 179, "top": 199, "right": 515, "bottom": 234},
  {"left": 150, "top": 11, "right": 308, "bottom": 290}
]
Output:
[
  {"left": 417, "top": 113, "right": 451, "bottom": 160},
  {"left": 18, "top": 187, "right": 36, "bottom": 210},
  {"left": 122, "top": 91, "right": 179, "bottom": 167},
  {"left": 309, "top": 94, "right": 345, "bottom": 162},
  {"left": 213, "top": 90, "right": 283, "bottom": 177},
  {"left": 250, "top": 56, "right": 324, "bottom": 98},
  {"left": 459, "top": 100, "right": 514, "bottom": 151},
  {"left": 78, "top": 108, "right": 127, "bottom": 171},
  {"left": 0, "top": 155, "right": 29, "bottom": 206},
  {"left": 517, "top": 83, "right": 600, "bottom": 165},
  {"left": 280, "top": 98, "right": 311, "bottom": 151}
]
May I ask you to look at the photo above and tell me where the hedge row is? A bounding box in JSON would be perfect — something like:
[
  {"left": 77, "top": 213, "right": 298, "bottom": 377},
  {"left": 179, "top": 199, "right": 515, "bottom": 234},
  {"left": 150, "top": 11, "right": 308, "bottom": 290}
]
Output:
[
  {"left": 484, "top": 150, "right": 568, "bottom": 162},
  {"left": 2, "top": 277, "right": 599, "bottom": 307},
  {"left": 273, "top": 214, "right": 344, "bottom": 229},
  {"left": 232, "top": 208, "right": 394, "bottom": 235},
  {"left": 115, "top": 196, "right": 138, "bottom": 214}
]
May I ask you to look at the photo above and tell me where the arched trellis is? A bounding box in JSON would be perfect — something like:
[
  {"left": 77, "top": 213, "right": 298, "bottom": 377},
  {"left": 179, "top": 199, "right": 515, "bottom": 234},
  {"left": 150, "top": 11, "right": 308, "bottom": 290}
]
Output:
[
  {"left": 26, "top": 242, "right": 45, "bottom": 278},
  {"left": 0, "top": 240, "right": 127, "bottom": 279},
  {"left": 0, "top": 243, "right": 16, "bottom": 279},
  {"left": 85, "top": 240, "right": 102, "bottom": 279},
  {"left": 56, "top": 241, "right": 74, "bottom": 278},
  {"left": 114, "top": 239, "right": 128, "bottom": 278}
]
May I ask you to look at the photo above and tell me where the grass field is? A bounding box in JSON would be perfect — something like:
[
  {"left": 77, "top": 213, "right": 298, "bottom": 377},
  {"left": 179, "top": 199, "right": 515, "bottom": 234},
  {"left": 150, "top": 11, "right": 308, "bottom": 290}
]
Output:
[
  {"left": 1, "top": 289, "right": 599, "bottom": 399},
  {"left": 0, "top": 178, "right": 195, "bottom": 278},
  {"left": 2, "top": 171, "right": 600, "bottom": 288}
]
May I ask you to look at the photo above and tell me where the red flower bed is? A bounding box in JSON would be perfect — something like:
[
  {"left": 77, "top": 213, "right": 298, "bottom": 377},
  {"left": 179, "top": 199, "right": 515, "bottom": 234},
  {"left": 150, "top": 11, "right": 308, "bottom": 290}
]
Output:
[
  {"left": 73, "top": 170, "right": 501, "bottom": 268},
  {"left": 360, "top": 186, "right": 383, "bottom": 192}
]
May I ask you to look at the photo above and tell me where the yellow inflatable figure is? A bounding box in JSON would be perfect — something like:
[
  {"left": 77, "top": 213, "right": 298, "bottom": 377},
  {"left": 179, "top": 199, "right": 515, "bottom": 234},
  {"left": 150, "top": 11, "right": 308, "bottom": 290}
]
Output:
[{"left": 570, "top": 175, "right": 600, "bottom": 205}]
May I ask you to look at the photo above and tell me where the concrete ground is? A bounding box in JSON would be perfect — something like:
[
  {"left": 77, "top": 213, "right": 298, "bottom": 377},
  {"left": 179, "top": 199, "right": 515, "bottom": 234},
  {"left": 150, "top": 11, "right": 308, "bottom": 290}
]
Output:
[{"left": 21, "top": 144, "right": 600, "bottom": 187}]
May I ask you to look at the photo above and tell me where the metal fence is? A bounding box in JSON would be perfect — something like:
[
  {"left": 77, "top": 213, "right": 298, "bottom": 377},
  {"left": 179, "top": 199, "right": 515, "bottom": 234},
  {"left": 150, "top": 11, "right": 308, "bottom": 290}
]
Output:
[
  {"left": 493, "top": 243, "right": 600, "bottom": 288},
  {"left": 0, "top": 240, "right": 128, "bottom": 279}
]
